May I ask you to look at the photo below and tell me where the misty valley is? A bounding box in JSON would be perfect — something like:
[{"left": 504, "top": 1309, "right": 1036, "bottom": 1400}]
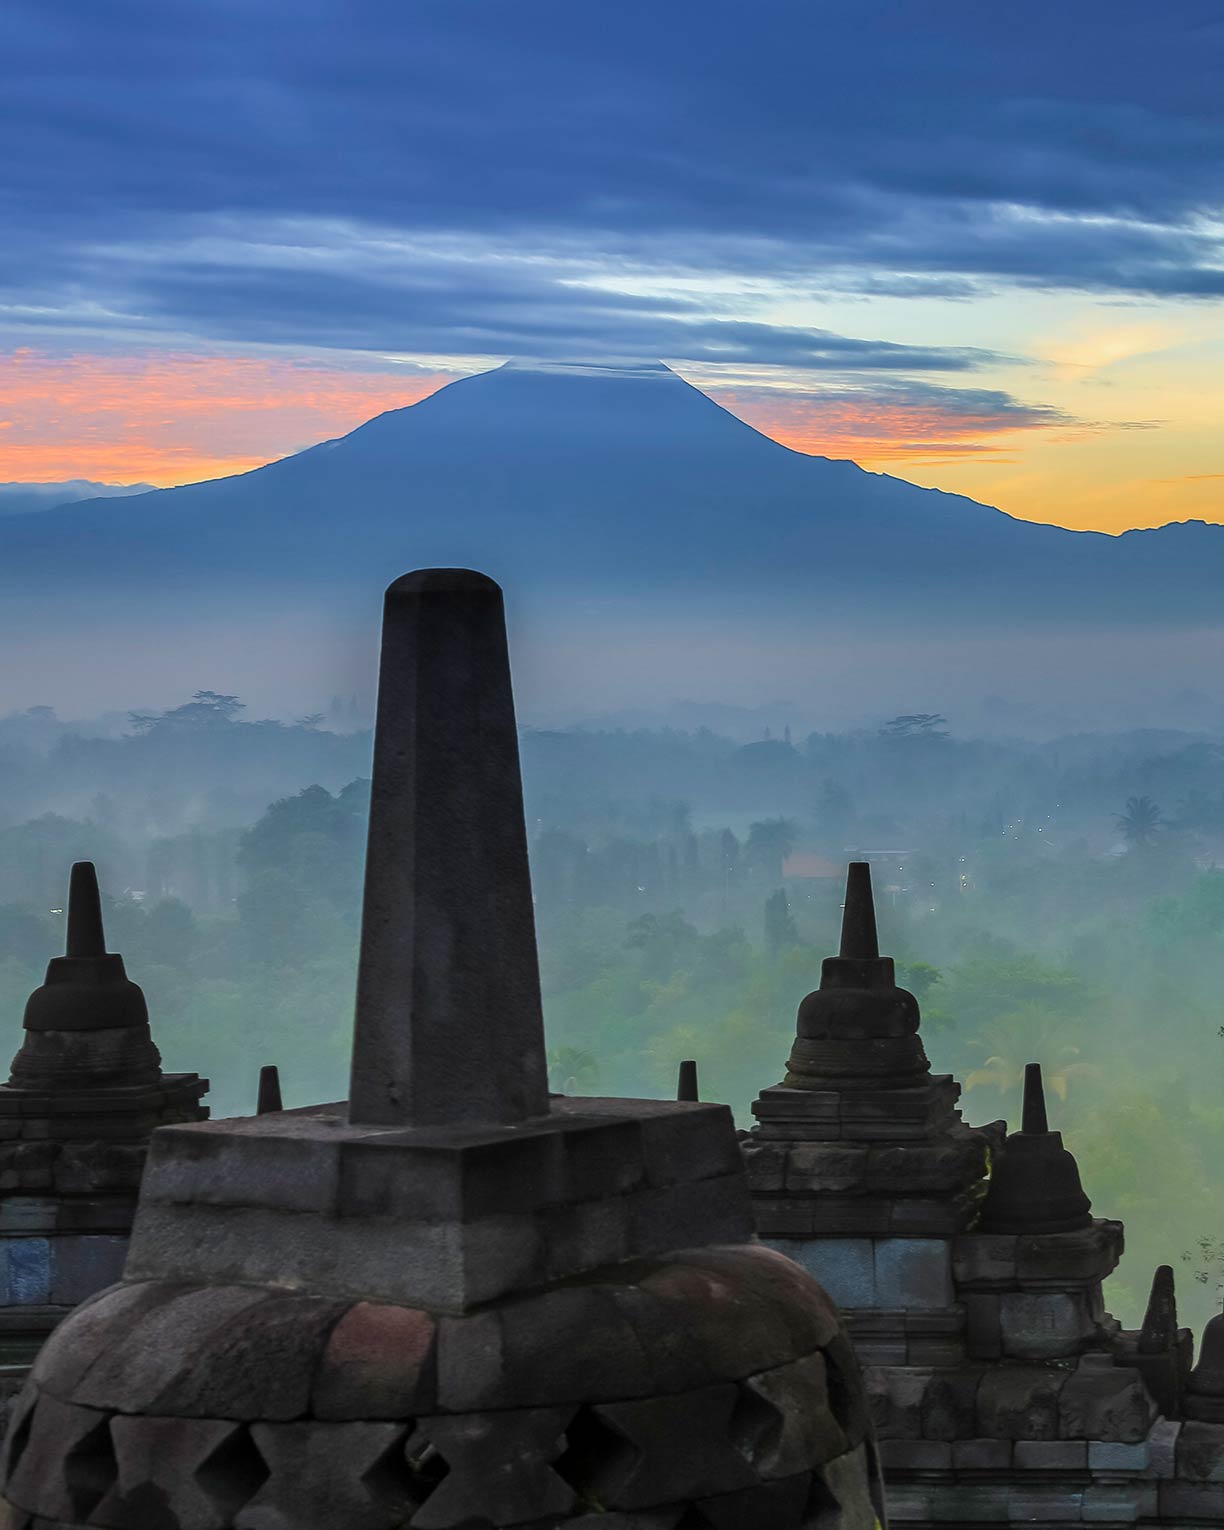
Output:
[{"left": 1, "top": 693, "right": 1220, "bottom": 1335}]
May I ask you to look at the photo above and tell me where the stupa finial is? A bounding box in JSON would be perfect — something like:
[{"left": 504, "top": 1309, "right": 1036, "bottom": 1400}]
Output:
[
  {"left": 1021, "top": 1061, "right": 1049, "bottom": 1134},
  {"left": 348, "top": 569, "right": 550, "bottom": 1128},
  {"left": 256, "top": 1064, "right": 283, "bottom": 1115},
  {"left": 65, "top": 861, "right": 106, "bottom": 958},
  {"left": 677, "top": 1059, "right": 699, "bottom": 1101},
  {"left": 839, "top": 861, "right": 879, "bottom": 960}
]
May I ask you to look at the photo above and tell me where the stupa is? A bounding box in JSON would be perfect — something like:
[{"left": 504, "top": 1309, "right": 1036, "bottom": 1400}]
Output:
[
  {"left": 0, "top": 571, "right": 887, "bottom": 1529},
  {"left": 741, "top": 860, "right": 1224, "bottom": 1526},
  {"left": 0, "top": 864, "right": 207, "bottom": 1393}
]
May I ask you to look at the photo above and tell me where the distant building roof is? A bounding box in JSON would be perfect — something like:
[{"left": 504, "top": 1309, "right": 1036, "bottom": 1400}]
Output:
[{"left": 782, "top": 851, "right": 843, "bottom": 879}]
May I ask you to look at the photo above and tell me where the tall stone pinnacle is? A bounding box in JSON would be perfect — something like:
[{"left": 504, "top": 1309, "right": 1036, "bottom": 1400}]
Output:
[
  {"left": 1021, "top": 1060, "right": 1049, "bottom": 1133},
  {"left": 839, "top": 861, "right": 879, "bottom": 959},
  {"left": 677, "top": 1059, "right": 699, "bottom": 1101},
  {"left": 256, "top": 1064, "right": 283, "bottom": 1115},
  {"left": 348, "top": 569, "right": 550, "bottom": 1127},
  {"left": 65, "top": 860, "right": 106, "bottom": 958},
  {"left": 1139, "top": 1264, "right": 1178, "bottom": 1355}
]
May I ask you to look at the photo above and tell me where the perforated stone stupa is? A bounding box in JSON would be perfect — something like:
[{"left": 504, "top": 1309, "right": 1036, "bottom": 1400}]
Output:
[
  {"left": 742, "top": 861, "right": 1224, "bottom": 1528},
  {"left": 0, "top": 863, "right": 207, "bottom": 1396},
  {"left": 0, "top": 571, "right": 887, "bottom": 1530}
]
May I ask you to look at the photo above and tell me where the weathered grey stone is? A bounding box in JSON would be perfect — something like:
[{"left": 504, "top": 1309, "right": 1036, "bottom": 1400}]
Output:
[
  {"left": 690, "top": 1474, "right": 812, "bottom": 1530},
  {"left": 1081, "top": 1482, "right": 1156, "bottom": 1523},
  {"left": 976, "top": 1367, "right": 1066, "bottom": 1440},
  {"left": 312, "top": 1302, "right": 436, "bottom": 1420},
  {"left": 865, "top": 1367, "right": 930, "bottom": 1440},
  {"left": 0, "top": 1243, "right": 50, "bottom": 1307},
  {"left": 1006, "top": 1487, "right": 1083, "bottom": 1522},
  {"left": 409, "top": 1408, "right": 575, "bottom": 1526},
  {"left": 963, "top": 1293, "right": 1003, "bottom": 1361},
  {"left": 3, "top": 1393, "right": 115, "bottom": 1525},
  {"left": 1158, "top": 1479, "right": 1224, "bottom": 1518},
  {"left": 108, "top": 1415, "right": 263, "bottom": 1529},
  {"left": 769, "top": 1239, "right": 875, "bottom": 1309},
  {"left": 952, "top": 1234, "right": 1018, "bottom": 1287},
  {"left": 242, "top": 1420, "right": 414, "bottom": 1530},
  {"left": 874, "top": 1238, "right": 952, "bottom": 1310},
  {"left": 1087, "top": 1438, "right": 1150, "bottom": 1471},
  {"left": 1059, "top": 1364, "right": 1154, "bottom": 1443},
  {"left": 1013, "top": 1438, "right": 1088, "bottom": 1469},
  {"left": 738, "top": 1353, "right": 849, "bottom": 1476},
  {"left": 920, "top": 1367, "right": 984, "bottom": 1441},
  {"left": 951, "top": 1437, "right": 1012, "bottom": 1470},
  {"left": 999, "top": 1290, "right": 1095, "bottom": 1361},
  {"left": 1148, "top": 1417, "right": 1181, "bottom": 1478},
  {"left": 348, "top": 570, "right": 550, "bottom": 1128},
  {"left": 27, "top": 1280, "right": 181, "bottom": 1400},
  {"left": 878, "top": 1437, "right": 952, "bottom": 1469},
  {"left": 819, "top": 1443, "right": 880, "bottom": 1530},
  {"left": 48, "top": 1236, "right": 126, "bottom": 1307},
  {"left": 1015, "top": 1222, "right": 1124, "bottom": 1285},
  {"left": 785, "top": 1144, "right": 868, "bottom": 1193},
  {"left": 1176, "top": 1420, "right": 1224, "bottom": 1481}
]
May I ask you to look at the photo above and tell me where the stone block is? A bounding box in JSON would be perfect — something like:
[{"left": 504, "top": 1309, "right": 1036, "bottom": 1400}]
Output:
[
  {"left": 48, "top": 1237, "right": 127, "bottom": 1307},
  {"left": 921, "top": 1367, "right": 984, "bottom": 1440},
  {"left": 482, "top": 1286, "right": 655, "bottom": 1408},
  {"left": 0, "top": 1242, "right": 51, "bottom": 1307},
  {"left": 1007, "top": 1488, "right": 1083, "bottom": 1521},
  {"left": 1013, "top": 1438, "right": 1088, "bottom": 1470},
  {"left": 1087, "top": 1438, "right": 1150, "bottom": 1471},
  {"left": 964, "top": 1292, "right": 1003, "bottom": 1360},
  {"left": 785, "top": 1144, "right": 868, "bottom": 1194},
  {"left": 243, "top": 1420, "right": 417, "bottom": 1530},
  {"left": 771, "top": 1239, "right": 875, "bottom": 1309},
  {"left": 1059, "top": 1365, "right": 1154, "bottom": 1443},
  {"left": 27, "top": 1280, "right": 181, "bottom": 1399},
  {"left": 3, "top": 1391, "right": 115, "bottom": 1525},
  {"left": 928, "top": 1484, "right": 1011, "bottom": 1522},
  {"left": 1014, "top": 1222, "right": 1123, "bottom": 1286},
  {"left": 865, "top": 1366, "right": 930, "bottom": 1439},
  {"left": 754, "top": 1199, "right": 819, "bottom": 1238},
  {"left": 976, "top": 1367, "right": 1066, "bottom": 1440},
  {"left": 739, "top": 1139, "right": 787, "bottom": 1192},
  {"left": 0, "top": 1203, "right": 56, "bottom": 1236},
  {"left": 953, "top": 1233, "right": 1018, "bottom": 1287},
  {"left": 874, "top": 1239, "right": 952, "bottom": 1310},
  {"left": 878, "top": 1438, "right": 952, "bottom": 1470},
  {"left": 1158, "top": 1480, "right": 1224, "bottom": 1519},
  {"left": 951, "top": 1437, "right": 1012, "bottom": 1470},
  {"left": 690, "top": 1474, "right": 812, "bottom": 1530},
  {"left": 1081, "top": 1482, "right": 1156, "bottom": 1523},
  {"left": 819, "top": 1443, "right": 882, "bottom": 1530},
  {"left": 1177, "top": 1420, "right": 1224, "bottom": 1481},
  {"left": 541, "top": 1195, "right": 629, "bottom": 1278},
  {"left": 627, "top": 1174, "right": 752, "bottom": 1258},
  {"left": 999, "top": 1290, "right": 1095, "bottom": 1361},
  {"left": 313, "top": 1302, "right": 436, "bottom": 1420},
  {"left": 1148, "top": 1417, "right": 1181, "bottom": 1478}
]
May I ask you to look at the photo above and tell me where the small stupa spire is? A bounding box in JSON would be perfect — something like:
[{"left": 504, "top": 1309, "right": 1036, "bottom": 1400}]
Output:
[
  {"left": 256, "top": 1065, "right": 283, "bottom": 1116},
  {"left": 839, "top": 861, "right": 879, "bottom": 959},
  {"left": 1183, "top": 1309, "right": 1224, "bottom": 1421},
  {"left": 1021, "top": 1061, "right": 1049, "bottom": 1134},
  {"left": 677, "top": 1060, "right": 699, "bottom": 1102},
  {"left": 65, "top": 861, "right": 106, "bottom": 959},
  {"left": 1139, "top": 1264, "right": 1178, "bottom": 1355}
]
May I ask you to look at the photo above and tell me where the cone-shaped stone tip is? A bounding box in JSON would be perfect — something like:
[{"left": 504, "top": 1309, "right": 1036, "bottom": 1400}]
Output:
[
  {"left": 386, "top": 568, "right": 502, "bottom": 600},
  {"left": 839, "top": 861, "right": 879, "bottom": 960},
  {"left": 257, "top": 1064, "right": 283, "bottom": 1116},
  {"left": 1021, "top": 1062, "right": 1049, "bottom": 1133},
  {"left": 66, "top": 861, "right": 107, "bottom": 959},
  {"left": 677, "top": 1060, "right": 699, "bottom": 1102}
]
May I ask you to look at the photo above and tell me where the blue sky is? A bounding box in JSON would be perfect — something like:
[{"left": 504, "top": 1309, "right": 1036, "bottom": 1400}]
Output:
[{"left": 2, "top": 1, "right": 1222, "bottom": 527}]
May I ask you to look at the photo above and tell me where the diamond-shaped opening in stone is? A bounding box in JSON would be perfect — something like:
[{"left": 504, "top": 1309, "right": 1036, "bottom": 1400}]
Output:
[
  {"left": 195, "top": 1424, "right": 271, "bottom": 1514},
  {"left": 365, "top": 1426, "right": 448, "bottom": 1510},
  {"left": 64, "top": 1416, "right": 119, "bottom": 1522},
  {"left": 552, "top": 1405, "right": 639, "bottom": 1510},
  {"left": 822, "top": 1348, "right": 858, "bottom": 1436},
  {"left": 729, "top": 1380, "right": 784, "bottom": 1467}
]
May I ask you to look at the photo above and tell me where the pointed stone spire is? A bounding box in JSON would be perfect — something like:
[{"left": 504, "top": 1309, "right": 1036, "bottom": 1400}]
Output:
[
  {"left": 348, "top": 570, "right": 550, "bottom": 1128},
  {"left": 677, "top": 1060, "right": 699, "bottom": 1101},
  {"left": 1183, "top": 1310, "right": 1224, "bottom": 1422},
  {"left": 977, "top": 1062, "right": 1093, "bottom": 1234},
  {"left": 257, "top": 1064, "right": 283, "bottom": 1115},
  {"left": 784, "top": 860, "right": 929, "bottom": 1089},
  {"left": 10, "top": 861, "right": 162, "bottom": 1090},
  {"left": 839, "top": 860, "right": 879, "bottom": 959},
  {"left": 1139, "top": 1264, "right": 1178, "bottom": 1355}
]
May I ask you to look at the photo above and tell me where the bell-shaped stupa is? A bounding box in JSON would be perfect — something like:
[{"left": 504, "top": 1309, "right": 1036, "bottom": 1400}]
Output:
[{"left": 1, "top": 571, "right": 886, "bottom": 1530}]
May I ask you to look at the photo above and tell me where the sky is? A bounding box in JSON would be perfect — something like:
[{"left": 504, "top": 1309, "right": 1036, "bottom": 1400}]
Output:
[{"left": 1, "top": 0, "right": 1222, "bottom": 533}]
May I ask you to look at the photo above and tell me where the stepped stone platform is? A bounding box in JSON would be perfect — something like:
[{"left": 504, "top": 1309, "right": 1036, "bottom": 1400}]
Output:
[
  {"left": 742, "top": 862, "right": 1224, "bottom": 1528},
  {"left": 0, "top": 571, "right": 887, "bottom": 1529}
]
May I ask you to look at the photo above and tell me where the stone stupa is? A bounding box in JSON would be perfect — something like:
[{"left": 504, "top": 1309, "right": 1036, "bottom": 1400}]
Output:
[{"left": 0, "top": 570, "right": 887, "bottom": 1529}]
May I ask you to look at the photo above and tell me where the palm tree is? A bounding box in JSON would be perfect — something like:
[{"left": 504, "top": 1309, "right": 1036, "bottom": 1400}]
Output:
[
  {"left": 746, "top": 817, "right": 798, "bottom": 882},
  {"left": 1116, "top": 795, "right": 1162, "bottom": 847}
]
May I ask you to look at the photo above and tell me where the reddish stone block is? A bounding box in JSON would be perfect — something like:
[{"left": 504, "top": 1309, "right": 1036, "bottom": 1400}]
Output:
[{"left": 313, "top": 1302, "right": 436, "bottom": 1420}]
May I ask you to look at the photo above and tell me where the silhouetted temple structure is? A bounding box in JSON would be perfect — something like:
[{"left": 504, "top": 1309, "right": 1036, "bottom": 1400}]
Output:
[
  {"left": 743, "top": 861, "right": 1224, "bottom": 1527},
  {"left": 0, "top": 573, "right": 885, "bottom": 1528},
  {"left": 0, "top": 864, "right": 207, "bottom": 1418}
]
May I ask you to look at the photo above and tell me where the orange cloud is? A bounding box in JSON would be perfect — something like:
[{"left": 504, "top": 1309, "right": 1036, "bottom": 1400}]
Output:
[
  {"left": 707, "top": 387, "right": 1065, "bottom": 467},
  {"left": 0, "top": 349, "right": 455, "bottom": 485}
]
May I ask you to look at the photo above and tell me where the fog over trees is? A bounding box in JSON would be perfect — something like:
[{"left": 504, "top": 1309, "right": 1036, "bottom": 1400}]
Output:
[{"left": 2, "top": 697, "right": 1223, "bottom": 1326}]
